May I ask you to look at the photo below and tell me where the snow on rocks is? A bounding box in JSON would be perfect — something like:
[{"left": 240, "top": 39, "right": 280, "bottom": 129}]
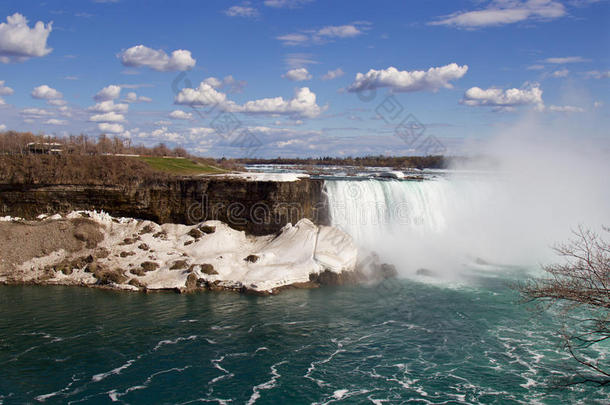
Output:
[{"left": 8, "top": 211, "right": 358, "bottom": 294}]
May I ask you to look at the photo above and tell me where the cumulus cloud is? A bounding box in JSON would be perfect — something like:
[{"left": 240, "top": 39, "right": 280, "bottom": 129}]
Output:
[
  {"left": 31, "top": 85, "right": 63, "bottom": 100},
  {"left": 239, "top": 87, "right": 324, "bottom": 118},
  {"left": 282, "top": 67, "right": 312, "bottom": 81},
  {"left": 124, "top": 91, "right": 151, "bottom": 103},
  {"left": 20, "top": 108, "right": 53, "bottom": 118},
  {"left": 174, "top": 81, "right": 325, "bottom": 118},
  {"left": 89, "top": 112, "right": 126, "bottom": 122},
  {"left": 44, "top": 118, "right": 67, "bottom": 125},
  {"left": 0, "top": 124, "right": 6, "bottom": 131},
  {"left": 278, "top": 22, "right": 369, "bottom": 45},
  {"left": 430, "top": 0, "right": 566, "bottom": 28},
  {"left": 225, "top": 6, "right": 259, "bottom": 18},
  {"left": 322, "top": 68, "right": 344, "bottom": 80},
  {"left": 347, "top": 63, "right": 468, "bottom": 93},
  {"left": 148, "top": 126, "right": 181, "bottom": 141},
  {"left": 0, "top": 80, "right": 13, "bottom": 104},
  {"left": 174, "top": 82, "right": 228, "bottom": 107},
  {"left": 169, "top": 110, "right": 193, "bottom": 120},
  {"left": 118, "top": 45, "right": 196, "bottom": 72},
  {"left": 460, "top": 83, "right": 544, "bottom": 110},
  {"left": 0, "top": 80, "right": 14, "bottom": 96},
  {"left": 203, "top": 75, "right": 247, "bottom": 93},
  {"left": 94, "top": 85, "right": 121, "bottom": 101},
  {"left": 88, "top": 100, "right": 129, "bottom": 113},
  {"left": 544, "top": 56, "right": 589, "bottom": 64},
  {"left": 190, "top": 127, "right": 216, "bottom": 136},
  {"left": 0, "top": 13, "right": 53, "bottom": 63},
  {"left": 98, "top": 122, "right": 124, "bottom": 134}
]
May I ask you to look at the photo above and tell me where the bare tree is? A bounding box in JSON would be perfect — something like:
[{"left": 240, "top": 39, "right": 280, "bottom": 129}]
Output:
[{"left": 520, "top": 226, "right": 609, "bottom": 386}]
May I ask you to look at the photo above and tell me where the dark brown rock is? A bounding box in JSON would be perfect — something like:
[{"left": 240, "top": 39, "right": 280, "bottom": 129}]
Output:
[
  {"left": 138, "top": 243, "right": 149, "bottom": 251},
  {"left": 128, "top": 278, "right": 146, "bottom": 289},
  {"left": 244, "top": 254, "right": 259, "bottom": 263},
  {"left": 120, "top": 251, "right": 135, "bottom": 258},
  {"left": 169, "top": 260, "right": 188, "bottom": 270},
  {"left": 140, "top": 261, "right": 159, "bottom": 272},
  {"left": 199, "top": 225, "right": 216, "bottom": 234},
  {"left": 187, "top": 228, "right": 202, "bottom": 239}
]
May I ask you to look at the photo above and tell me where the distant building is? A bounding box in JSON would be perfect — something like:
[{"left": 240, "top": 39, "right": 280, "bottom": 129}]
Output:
[{"left": 27, "top": 142, "right": 63, "bottom": 154}]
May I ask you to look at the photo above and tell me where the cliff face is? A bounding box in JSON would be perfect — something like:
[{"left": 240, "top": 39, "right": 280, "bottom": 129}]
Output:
[{"left": 0, "top": 178, "right": 330, "bottom": 235}]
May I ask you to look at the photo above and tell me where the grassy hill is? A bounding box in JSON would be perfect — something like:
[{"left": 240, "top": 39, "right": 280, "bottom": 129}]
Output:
[{"left": 137, "top": 157, "right": 226, "bottom": 175}]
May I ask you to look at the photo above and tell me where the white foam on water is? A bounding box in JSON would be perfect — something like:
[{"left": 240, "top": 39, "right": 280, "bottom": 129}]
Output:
[
  {"left": 153, "top": 335, "right": 198, "bottom": 351},
  {"left": 246, "top": 361, "right": 287, "bottom": 405},
  {"left": 91, "top": 359, "right": 136, "bottom": 382}
]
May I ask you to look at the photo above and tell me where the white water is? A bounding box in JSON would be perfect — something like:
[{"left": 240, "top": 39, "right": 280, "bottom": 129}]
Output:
[{"left": 325, "top": 172, "right": 609, "bottom": 277}]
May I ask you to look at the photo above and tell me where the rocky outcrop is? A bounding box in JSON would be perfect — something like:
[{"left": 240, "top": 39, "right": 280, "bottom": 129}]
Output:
[{"left": 0, "top": 177, "right": 329, "bottom": 235}]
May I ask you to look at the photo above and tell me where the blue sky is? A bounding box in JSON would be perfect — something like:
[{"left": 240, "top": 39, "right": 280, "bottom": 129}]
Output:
[{"left": 0, "top": 0, "right": 608, "bottom": 157}]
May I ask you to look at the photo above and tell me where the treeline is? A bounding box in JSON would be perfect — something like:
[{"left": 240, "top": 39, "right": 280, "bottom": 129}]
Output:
[
  {"left": 0, "top": 154, "right": 167, "bottom": 185},
  {"left": 0, "top": 131, "right": 190, "bottom": 158},
  {"left": 235, "top": 155, "right": 446, "bottom": 169}
]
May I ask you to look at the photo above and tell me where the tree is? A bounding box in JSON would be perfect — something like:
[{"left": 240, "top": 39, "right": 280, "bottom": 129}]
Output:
[{"left": 519, "top": 226, "right": 609, "bottom": 386}]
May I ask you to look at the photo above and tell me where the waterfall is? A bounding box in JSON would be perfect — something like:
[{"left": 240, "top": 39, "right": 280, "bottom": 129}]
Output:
[{"left": 323, "top": 174, "right": 607, "bottom": 275}]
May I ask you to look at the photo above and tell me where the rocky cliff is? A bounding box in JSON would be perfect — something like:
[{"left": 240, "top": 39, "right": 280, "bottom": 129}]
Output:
[{"left": 0, "top": 177, "right": 330, "bottom": 235}]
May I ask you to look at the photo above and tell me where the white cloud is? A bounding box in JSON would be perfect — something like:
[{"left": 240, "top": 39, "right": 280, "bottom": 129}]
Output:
[
  {"left": 44, "top": 118, "right": 67, "bottom": 125},
  {"left": 322, "top": 68, "right": 344, "bottom": 80},
  {"left": 547, "top": 105, "right": 585, "bottom": 113},
  {"left": 594, "top": 101, "right": 603, "bottom": 108},
  {"left": 282, "top": 67, "right": 312, "bottom": 81},
  {"left": 174, "top": 82, "right": 228, "bottom": 107},
  {"left": 20, "top": 108, "right": 53, "bottom": 118},
  {"left": 0, "top": 124, "right": 6, "bottom": 131},
  {"left": 0, "top": 13, "right": 53, "bottom": 63},
  {"left": 89, "top": 112, "right": 126, "bottom": 122},
  {"left": 225, "top": 6, "right": 259, "bottom": 18},
  {"left": 203, "top": 77, "right": 223, "bottom": 88},
  {"left": 430, "top": 0, "right": 566, "bottom": 28},
  {"left": 585, "top": 70, "right": 610, "bottom": 79},
  {"left": 544, "top": 56, "right": 589, "bottom": 64},
  {"left": 88, "top": 100, "right": 129, "bottom": 113},
  {"left": 190, "top": 127, "right": 216, "bottom": 136},
  {"left": 238, "top": 87, "right": 324, "bottom": 118},
  {"left": 169, "top": 110, "right": 193, "bottom": 120},
  {"left": 31, "top": 84, "right": 63, "bottom": 100},
  {"left": 277, "top": 22, "right": 368, "bottom": 45},
  {"left": 0, "top": 80, "right": 13, "bottom": 104},
  {"left": 202, "top": 75, "right": 246, "bottom": 93},
  {"left": 460, "top": 83, "right": 544, "bottom": 109},
  {"left": 124, "top": 91, "right": 151, "bottom": 103},
  {"left": 347, "top": 63, "right": 468, "bottom": 93},
  {"left": 175, "top": 81, "right": 325, "bottom": 118},
  {"left": 94, "top": 85, "right": 121, "bottom": 101},
  {"left": 98, "top": 123, "right": 124, "bottom": 134},
  {"left": 264, "top": 0, "right": 313, "bottom": 8},
  {"left": 47, "top": 99, "right": 67, "bottom": 106},
  {"left": 0, "top": 80, "right": 14, "bottom": 95},
  {"left": 150, "top": 126, "right": 181, "bottom": 141},
  {"left": 118, "top": 45, "right": 196, "bottom": 72},
  {"left": 550, "top": 69, "right": 569, "bottom": 78}
]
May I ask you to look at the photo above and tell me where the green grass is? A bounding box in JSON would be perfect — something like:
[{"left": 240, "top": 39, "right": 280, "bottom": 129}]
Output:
[{"left": 137, "top": 157, "right": 226, "bottom": 175}]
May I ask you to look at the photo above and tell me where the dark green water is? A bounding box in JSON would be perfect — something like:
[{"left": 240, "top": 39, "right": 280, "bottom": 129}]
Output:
[{"left": 0, "top": 274, "right": 607, "bottom": 404}]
